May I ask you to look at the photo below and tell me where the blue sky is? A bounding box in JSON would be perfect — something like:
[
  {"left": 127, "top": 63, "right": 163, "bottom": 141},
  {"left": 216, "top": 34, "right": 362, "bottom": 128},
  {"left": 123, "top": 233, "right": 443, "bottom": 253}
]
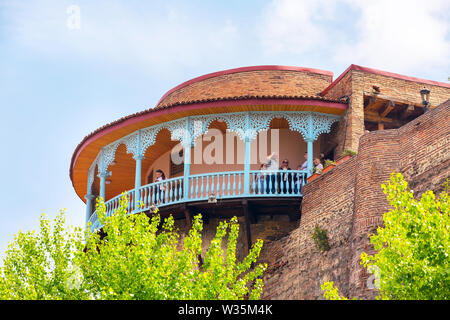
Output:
[{"left": 0, "top": 0, "right": 449, "bottom": 257}]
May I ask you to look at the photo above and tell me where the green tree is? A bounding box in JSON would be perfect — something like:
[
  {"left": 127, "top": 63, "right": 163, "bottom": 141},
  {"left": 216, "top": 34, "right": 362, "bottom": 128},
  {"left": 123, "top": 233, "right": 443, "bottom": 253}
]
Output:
[
  {"left": 321, "top": 281, "right": 349, "bottom": 300},
  {"left": 322, "top": 173, "right": 449, "bottom": 300},
  {"left": 0, "top": 211, "right": 87, "bottom": 299},
  {"left": 0, "top": 194, "right": 266, "bottom": 300}
]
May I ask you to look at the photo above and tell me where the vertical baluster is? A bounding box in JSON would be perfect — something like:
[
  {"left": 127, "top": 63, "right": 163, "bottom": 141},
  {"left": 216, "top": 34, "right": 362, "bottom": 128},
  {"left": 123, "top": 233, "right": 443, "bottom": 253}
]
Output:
[
  {"left": 274, "top": 172, "right": 278, "bottom": 195},
  {"left": 251, "top": 172, "right": 256, "bottom": 195},
  {"left": 216, "top": 174, "right": 220, "bottom": 197},
  {"left": 262, "top": 173, "right": 266, "bottom": 195},
  {"left": 147, "top": 186, "right": 153, "bottom": 206},
  {"left": 302, "top": 172, "right": 306, "bottom": 195},
  {"left": 167, "top": 181, "right": 171, "bottom": 204},
  {"left": 238, "top": 173, "right": 242, "bottom": 194},
  {"left": 189, "top": 177, "right": 193, "bottom": 199},
  {"left": 232, "top": 174, "right": 236, "bottom": 195},
  {"left": 205, "top": 175, "right": 210, "bottom": 197},
  {"left": 193, "top": 177, "right": 197, "bottom": 199},
  {"left": 197, "top": 176, "right": 201, "bottom": 199},
  {"left": 222, "top": 174, "right": 225, "bottom": 197},
  {"left": 153, "top": 185, "right": 156, "bottom": 205},
  {"left": 289, "top": 174, "right": 294, "bottom": 194},
  {"left": 227, "top": 173, "right": 231, "bottom": 196},
  {"left": 211, "top": 175, "right": 215, "bottom": 196},
  {"left": 199, "top": 176, "right": 203, "bottom": 199},
  {"left": 164, "top": 182, "right": 168, "bottom": 204},
  {"left": 270, "top": 173, "right": 274, "bottom": 195}
]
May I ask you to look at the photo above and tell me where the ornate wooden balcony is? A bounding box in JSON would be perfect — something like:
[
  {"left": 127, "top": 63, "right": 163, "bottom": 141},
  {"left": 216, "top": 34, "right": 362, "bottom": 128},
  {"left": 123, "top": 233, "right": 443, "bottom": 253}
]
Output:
[{"left": 88, "top": 169, "right": 307, "bottom": 231}]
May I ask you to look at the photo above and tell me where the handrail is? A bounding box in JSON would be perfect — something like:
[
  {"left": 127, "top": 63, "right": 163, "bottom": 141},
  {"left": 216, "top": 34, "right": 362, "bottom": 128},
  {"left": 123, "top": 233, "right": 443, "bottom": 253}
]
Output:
[{"left": 87, "top": 169, "right": 307, "bottom": 231}]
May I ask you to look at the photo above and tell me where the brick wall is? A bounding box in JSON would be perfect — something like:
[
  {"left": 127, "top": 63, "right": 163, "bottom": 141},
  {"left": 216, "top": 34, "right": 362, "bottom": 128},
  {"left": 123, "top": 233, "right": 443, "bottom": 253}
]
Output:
[
  {"left": 260, "top": 157, "right": 357, "bottom": 299},
  {"left": 323, "top": 68, "right": 450, "bottom": 157},
  {"left": 261, "top": 100, "right": 449, "bottom": 300},
  {"left": 158, "top": 70, "right": 332, "bottom": 107}
]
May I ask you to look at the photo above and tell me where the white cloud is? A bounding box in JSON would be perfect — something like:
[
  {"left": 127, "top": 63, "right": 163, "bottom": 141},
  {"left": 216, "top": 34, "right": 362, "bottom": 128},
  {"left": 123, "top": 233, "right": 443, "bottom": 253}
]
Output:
[
  {"left": 336, "top": 0, "right": 450, "bottom": 75},
  {"left": 2, "top": 1, "right": 241, "bottom": 74},
  {"left": 259, "top": 0, "right": 450, "bottom": 76},
  {"left": 259, "top": 0, "right": 338, "bottom": 55}
]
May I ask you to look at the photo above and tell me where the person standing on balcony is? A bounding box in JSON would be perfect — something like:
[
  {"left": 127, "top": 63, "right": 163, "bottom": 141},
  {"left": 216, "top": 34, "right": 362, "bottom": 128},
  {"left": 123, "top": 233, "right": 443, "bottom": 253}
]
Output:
[
  {"left": 279, "top": 159, "right": 292, "bottom": 194},
  {"left": 266, "top": 152, "right": 278, "bottom": 194},
  {"left": 257, "top": 163, "right": 267, "bottom": 194},
  {"left": 313, "top": 158, "right": 323, "bottom": 174},
  {"left": 300, "top": 152, "right": 308, "bottom": 171},
  {"left": 155, "top": 169, "right": 166, "bottom": 204}
]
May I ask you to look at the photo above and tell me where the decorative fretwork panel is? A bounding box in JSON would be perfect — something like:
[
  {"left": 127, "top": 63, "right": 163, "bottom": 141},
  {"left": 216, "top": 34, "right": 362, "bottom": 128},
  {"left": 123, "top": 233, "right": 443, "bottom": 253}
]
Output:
[{"left": 86, "top": 111, "right": 341, "bottom": 193}]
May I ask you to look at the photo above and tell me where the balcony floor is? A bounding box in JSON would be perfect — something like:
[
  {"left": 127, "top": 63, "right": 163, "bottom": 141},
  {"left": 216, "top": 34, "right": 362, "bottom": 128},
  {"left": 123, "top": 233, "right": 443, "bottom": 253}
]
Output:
[{"left": 143, "top": 196, "right": 302, "bottom": 224}]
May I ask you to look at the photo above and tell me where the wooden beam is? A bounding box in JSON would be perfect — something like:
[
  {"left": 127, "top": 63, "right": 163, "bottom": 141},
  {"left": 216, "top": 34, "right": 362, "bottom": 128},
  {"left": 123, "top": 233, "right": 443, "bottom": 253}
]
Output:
[
  {"left": 365, "top": 95, "right": 378, "bottom": 112},
  {"left": 364, "top": 92, "right": 423, "bottom": 108},
  {"left": 380, "top": 101, "right": 395, "bottom": 118},
  {"left": 378, "top": 122, "right": 384, "bottom": 130},
  {"left": 364, "top": 111, "right": 402, "bottom": 127},
  {"left": 401, "top": 104, "right": 415, "bottom": 120}
]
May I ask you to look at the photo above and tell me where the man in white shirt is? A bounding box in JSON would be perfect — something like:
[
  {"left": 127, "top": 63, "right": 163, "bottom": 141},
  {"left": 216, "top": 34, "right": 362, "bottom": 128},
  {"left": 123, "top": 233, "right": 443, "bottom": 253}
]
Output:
[
  {"left": 266, "top": 152, "right": 278, "bottom": 193},
  {"left": 300, "top": 152, "right": 308, "bottom": 170}
]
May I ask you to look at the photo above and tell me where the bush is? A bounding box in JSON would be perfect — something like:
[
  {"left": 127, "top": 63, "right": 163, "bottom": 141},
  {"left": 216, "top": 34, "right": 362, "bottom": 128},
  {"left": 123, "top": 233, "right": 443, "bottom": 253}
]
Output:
[
  {"left": 342, "top": 149, "right": 357, "bottom": 157},
  {"left": 312, "top": 225, "right": 330, "bottom": 252}
]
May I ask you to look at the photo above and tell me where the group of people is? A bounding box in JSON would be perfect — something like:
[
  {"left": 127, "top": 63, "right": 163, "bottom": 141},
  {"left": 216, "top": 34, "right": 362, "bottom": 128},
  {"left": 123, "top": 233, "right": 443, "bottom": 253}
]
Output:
[
  {"left": 151, "top": 151, "right": 325, "bottom": 202},
  {"left": 256, "top": 152, "right": 324, "bottom": 194}
]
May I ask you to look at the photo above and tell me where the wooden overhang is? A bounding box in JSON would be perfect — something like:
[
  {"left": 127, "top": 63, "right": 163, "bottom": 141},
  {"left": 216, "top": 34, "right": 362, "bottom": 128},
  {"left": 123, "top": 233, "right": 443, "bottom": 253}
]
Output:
[
  {"left": 70, "top": 96, "right": 348, "bottom": 202},
  {"left": 363, "top": 91, "right": 426, "bottom": 130}
]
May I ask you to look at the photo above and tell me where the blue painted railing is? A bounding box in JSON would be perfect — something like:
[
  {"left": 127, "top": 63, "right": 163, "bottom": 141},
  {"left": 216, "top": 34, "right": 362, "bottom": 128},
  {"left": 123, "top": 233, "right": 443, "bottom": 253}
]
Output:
[{"left": 88, "top": 170, "right": 307, "bottom": 231}]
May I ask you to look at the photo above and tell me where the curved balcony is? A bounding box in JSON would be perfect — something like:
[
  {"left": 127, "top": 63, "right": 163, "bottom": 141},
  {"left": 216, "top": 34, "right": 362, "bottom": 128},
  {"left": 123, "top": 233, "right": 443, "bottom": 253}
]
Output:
[{"left": 88, "top": 169, "right": 307, "bottom": 231}]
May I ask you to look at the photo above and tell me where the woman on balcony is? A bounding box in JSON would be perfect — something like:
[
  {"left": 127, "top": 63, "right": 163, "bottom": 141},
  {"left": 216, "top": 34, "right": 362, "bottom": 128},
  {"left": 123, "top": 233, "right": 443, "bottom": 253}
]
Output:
[
  {"left": 279, "top": 159, "right": 292, "bottom": 194},
  {"left": 155, "top": 169, "right": 166, "bottom": 204}
]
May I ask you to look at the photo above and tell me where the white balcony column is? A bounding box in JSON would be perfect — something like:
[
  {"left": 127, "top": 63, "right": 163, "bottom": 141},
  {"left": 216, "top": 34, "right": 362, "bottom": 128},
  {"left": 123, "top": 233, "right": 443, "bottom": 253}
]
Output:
[
  {"left": 134, "top": 130, "right": 144, "bottom": 209},
  {"left": 243, "top": 112, "right": 251, "bottom": 195},
  {"left": 305, "top": 138, "right": 314, "bottom": 177},
  {"left": 183, "top": 117, "right": 192, "bottom": 199}
]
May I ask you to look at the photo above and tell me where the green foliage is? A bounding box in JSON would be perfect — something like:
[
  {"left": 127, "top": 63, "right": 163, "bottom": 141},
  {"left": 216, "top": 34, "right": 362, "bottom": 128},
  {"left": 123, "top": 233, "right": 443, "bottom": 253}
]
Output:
[
  {"left": 360, "top": 173, "right": 449, "bottom": 300},
  {"left": 342, "top": 149, "right": 357, "bottom": 157},
  {"left": 0, "top": 194, "right": 266, "bottom": 300},
  {"left": 324, "top": 160, "right": 336, "bottom": 167},
  {"left": 321, "top": 281, "right": 350, "bottom": 300},
  {"left": 0, "top": 211, "right": 87, "bottom": 299},
  {"left": 441, "top": 178, "right": 449, "bottom": 195},
  {"left": 312, "top": 225, "right": 330, "bottom": 252},
  {"left": 322, "top": 173, "right": 449, "bottom": 300}
]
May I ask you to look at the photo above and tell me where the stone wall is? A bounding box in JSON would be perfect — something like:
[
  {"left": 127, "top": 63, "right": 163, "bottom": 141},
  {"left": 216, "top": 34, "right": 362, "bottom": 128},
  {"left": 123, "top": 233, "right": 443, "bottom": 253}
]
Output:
[
  {"left": 322, "top": 67, "right": 450, "bottom": 157},
  {"left": 260, "top": 100, "right": 449, "bottom": 300}
]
